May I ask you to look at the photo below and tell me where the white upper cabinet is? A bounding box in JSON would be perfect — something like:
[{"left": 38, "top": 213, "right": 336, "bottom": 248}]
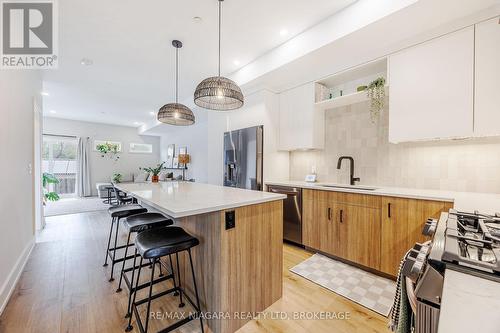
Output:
[
  {"left": 474, "top": 16, "right": 500, "bottom": 137},
  {"left": 388, "top": 27, "right": 474, "bottom": 143},
  {"left": 278, "top": 83, "right": 324, "bottom": 150}
]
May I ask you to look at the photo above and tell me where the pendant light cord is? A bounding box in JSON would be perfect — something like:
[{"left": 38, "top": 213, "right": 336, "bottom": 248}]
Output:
[
  {"left": 175, "top": 45, "right": 179, "bottom": 103},
  {"left": 218, "top": 0, "right": 222, "bottom": 77}
]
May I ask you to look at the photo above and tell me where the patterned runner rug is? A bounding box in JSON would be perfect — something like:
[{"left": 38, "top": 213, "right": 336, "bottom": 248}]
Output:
[{"left": 290, "top": 253, "right": 396, "bottom": 316}]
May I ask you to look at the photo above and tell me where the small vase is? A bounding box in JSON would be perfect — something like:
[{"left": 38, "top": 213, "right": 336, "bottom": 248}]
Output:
[{"left": 151, "top": 175, "right": 159, "bottom": 183}]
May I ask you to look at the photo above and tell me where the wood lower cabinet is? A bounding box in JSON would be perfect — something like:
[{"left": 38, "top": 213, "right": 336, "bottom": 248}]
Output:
[
  {"left": 380, "top": 197, "right": 453, "bottom": 276},
  {"left": 303, "top": 189, "right": 453, "bottom": 277},
  {"left": 303, "top": 190, "right": 381, "bottom": 270},
  {"left": 303, "top": 190, "right": 339, "bottom": 256},
  {"left": 339, "top": 203, "right": 381, "bottom": 270}
]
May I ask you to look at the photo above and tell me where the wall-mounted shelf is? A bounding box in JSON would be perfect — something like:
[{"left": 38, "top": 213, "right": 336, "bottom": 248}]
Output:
[
  {"left": 315, "top": 86, "right": 389, "bottom": 111},
  {"left": 165, "top": 167, "right": 188, "bottom": 170},
  {"left": 314, "top": 58, "right": 388, "bottom": 110}
]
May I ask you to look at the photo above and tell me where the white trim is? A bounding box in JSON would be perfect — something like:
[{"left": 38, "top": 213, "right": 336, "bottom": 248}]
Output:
[{"left": 0, "top": 238, "right": 35, "bottom": 315}]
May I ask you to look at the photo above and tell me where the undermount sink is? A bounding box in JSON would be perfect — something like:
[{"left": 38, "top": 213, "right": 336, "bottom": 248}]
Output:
[{"left": 316, "top": 184, "right": 378, "bottom": 191}]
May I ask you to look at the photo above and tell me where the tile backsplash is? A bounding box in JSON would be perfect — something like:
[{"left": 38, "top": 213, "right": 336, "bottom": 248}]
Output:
[{"left": 289, "top": 101, "right": 500, "bottom": 194}]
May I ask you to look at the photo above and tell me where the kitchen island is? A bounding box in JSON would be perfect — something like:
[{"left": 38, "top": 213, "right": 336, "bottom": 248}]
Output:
[{"left": 116, "top": 181, "right": 286, "bottom": 333}]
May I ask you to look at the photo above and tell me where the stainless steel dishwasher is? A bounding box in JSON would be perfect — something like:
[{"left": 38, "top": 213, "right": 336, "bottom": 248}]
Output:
[{"left": 267, "top": 185, "right": 302, "bottom": 245}]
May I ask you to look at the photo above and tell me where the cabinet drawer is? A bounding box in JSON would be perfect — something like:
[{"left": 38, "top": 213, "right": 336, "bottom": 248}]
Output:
[{"left": 303, "top": 189, "right": 381, "bottom": 208}]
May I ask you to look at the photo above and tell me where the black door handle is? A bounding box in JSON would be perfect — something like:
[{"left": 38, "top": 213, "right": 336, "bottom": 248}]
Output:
[
  {"left": 327, "top": 207, "right": 332, "bottom": 221},
  {"left": 388, "top": 203, "right": 392, "bottom": 218},
  {"left": 340, "top": 209, "right": 343, "bottom": 223}
]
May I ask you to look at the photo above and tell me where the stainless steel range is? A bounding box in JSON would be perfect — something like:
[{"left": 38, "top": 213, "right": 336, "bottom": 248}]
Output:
[
  {"left": 401, "top": 209, "right": 500, "bottom": 333},
  {"left": 445, "top": 210, "right": 500, "bottom": 273},
  {"left": 429, "top": 209, "right": 500, "bottom": 281}
]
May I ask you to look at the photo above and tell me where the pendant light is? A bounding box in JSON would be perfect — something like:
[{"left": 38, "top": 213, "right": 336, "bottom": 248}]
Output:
[
  {"left": 194, "top": 0, "right": 244, "bottom": 111},
  {"left": 158, "top": 40, "right": 195, "bottom": 126}
]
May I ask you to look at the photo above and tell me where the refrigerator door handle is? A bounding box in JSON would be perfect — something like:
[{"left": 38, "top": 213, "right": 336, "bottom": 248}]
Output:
[{"left": 256, "top": 126, "right": 263, "bottom": 191}]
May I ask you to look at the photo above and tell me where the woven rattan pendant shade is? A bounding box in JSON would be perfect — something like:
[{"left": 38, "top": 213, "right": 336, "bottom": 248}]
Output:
[
  {"left": 158, "top": 40, "right": 195, "bottom": 126},
  {"left": 194, "top": 76, "right": 243, "bottom": 110},
  {"left": 194, "top": 0, "right": 244, "bottom": 111},
  {"left": 157, "top": 103, "right": 195, "bottom": 126}
]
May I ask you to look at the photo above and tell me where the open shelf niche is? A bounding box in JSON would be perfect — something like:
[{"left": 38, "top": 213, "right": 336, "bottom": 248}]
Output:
[{"left": 314, "top": 58, "right": 388, "bottom": 111}]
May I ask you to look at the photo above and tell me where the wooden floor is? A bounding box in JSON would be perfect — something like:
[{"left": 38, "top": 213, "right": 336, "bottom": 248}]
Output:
[{"left": 0, "top": 211, "right": 389, "bottom": 333}]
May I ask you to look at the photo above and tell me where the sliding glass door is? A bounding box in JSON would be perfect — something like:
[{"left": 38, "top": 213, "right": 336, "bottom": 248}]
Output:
[{"left": 42, "top": 135, "right": 78, "bottom": 198}]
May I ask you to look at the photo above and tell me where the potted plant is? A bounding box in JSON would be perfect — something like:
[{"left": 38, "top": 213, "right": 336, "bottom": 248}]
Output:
[
  {"left": 112, "top": 173, "right": 123, "bottom": 183},
  {"left": 141, "top": 162, "right": 166, "bottom": 183},
  {"left": 42, "top": 172, "right": 60, "bottom": 204}
]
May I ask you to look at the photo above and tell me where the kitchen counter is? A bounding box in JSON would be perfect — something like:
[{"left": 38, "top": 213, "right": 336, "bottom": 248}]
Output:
[
  {"left": 267, "top": 180, "right": 500, "bottom": 332},
  {"left": 439, "top": 270, "right": 500, "bottom": 332},
  {"left": 117, "top": 181, "right": 285, "bottom": 218},
  {"left": 116, "top": 181, "right": 285, "bottom": 333},
  {"left": 265, "top": 180, "right": 500, "bottom": 214}
]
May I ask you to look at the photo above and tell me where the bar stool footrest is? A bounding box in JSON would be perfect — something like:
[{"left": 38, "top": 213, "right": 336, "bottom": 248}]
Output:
[
  {"left": 131, "top": 287, "right": 200, "bottom": 333},
  {"left": 106, "top": 250, "right": 140, "bottom": 264},
  {"left": 134, "top": 286, "right": 178, "bottom": 306},
  {"left": 122, "top": 266, "right": 171, "bottom": 292}
]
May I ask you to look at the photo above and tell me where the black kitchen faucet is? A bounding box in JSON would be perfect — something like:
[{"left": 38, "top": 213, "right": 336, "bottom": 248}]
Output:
[{"left": 337, "top": 156, "right": 360, "bottom": 186}]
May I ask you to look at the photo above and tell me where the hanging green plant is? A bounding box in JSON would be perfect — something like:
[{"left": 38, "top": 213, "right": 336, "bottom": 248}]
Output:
[
  {"left": 96, "top": 142, "right": 120, "bottom": 161},
  {"left": 367, "top": 77, "right": 386, "bottom": 123}
]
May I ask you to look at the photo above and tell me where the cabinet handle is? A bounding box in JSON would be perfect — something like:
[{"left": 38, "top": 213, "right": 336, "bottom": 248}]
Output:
[
  {"left": 327, "top": 207, "right": 332, "bottom": 221},
  {"left": 340, "top": 209, "right": 343, "bottom": 223},
  {"left": 388, "top": 203, "right": 392, "bottom": 218}
]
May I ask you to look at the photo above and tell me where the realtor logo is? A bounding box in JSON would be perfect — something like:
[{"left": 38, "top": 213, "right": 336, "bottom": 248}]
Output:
[{"left": 1, "top": 0, "right": 58, "bottom": 69}]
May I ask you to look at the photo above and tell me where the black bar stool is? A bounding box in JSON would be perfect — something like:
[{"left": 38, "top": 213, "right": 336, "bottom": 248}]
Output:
[
  {"left": 103, "top": 204, "right": 147, "bottom": 281},
  {"left": 126, "top": 226, "right": 204, "bottom": 333},
  {"left": 112, "top": 186, "right": 135, "bottom": 205},
  {"left": 115, "top": 212, "right": 175, "bottom": 317}
]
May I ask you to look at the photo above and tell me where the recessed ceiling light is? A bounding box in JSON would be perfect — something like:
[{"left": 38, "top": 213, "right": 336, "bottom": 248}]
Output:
[
  {"left": 41, "top": 91, "right": 49, "bottom": 96},
  {"left": 80, "top": 58, "right": 93, "bottom": 66},
  {"left": 134, "top": 121, "right": 142, "bottom": 125},
  {"left": 233, "top": 60, "right": 240, "bottom": 66},
  {"left": 49, "top": 110, "right": 56, "bottom": 114},
  {"left": 279, "top": 29, "right": 288, "bottom": 36},
  {"left": 192, "top": 16, "right": 202, "bottom": 23}
]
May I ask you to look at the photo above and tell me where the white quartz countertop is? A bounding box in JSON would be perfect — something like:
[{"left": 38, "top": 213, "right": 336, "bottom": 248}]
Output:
[
  {"left": 439, "top": 270, "right": 500, "bottom": 332},
  {"left": 265, "top": 180, "right": 500, "bottom": 215},
  {"left": 116, "top": 181, "right": 286, "bottom": 218}
]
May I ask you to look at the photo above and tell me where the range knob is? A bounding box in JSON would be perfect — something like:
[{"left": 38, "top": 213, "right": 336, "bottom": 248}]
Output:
[{"left": 422, "top": 218, "right": 438, "bottom": 236}]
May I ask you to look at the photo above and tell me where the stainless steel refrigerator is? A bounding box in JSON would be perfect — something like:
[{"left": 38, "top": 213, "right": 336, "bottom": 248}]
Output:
[{"left": 223, "top": 125, "right": 263, "bottom": 191}]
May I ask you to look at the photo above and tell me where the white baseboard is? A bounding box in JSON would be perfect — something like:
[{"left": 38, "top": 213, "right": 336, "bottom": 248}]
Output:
[{"left": 0, "top": 238, "right": 35, "bottom": 315}]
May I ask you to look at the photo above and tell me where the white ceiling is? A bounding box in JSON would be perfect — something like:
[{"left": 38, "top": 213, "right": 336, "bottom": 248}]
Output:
[{"left": 42, "top": 0, "right": 356, "bottom": 127}]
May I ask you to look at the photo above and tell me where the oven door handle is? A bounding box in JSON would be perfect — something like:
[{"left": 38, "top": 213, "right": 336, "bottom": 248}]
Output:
[{"left": 269, "top": 188, "right": 299, "bottom": 196}]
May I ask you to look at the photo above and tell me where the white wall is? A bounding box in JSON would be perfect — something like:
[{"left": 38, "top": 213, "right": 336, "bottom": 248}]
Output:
[
  {"left": 207, "top": 90, "right": 289, "bottom": 186},
  {"left": 33, "top": 101, "right": 44, "bottom": 230},
  {"left": 43, "top": 118, "right": 161, "bottom": 195},
  {"left": 0, "top": 70, "right": 42, "bottom": 313},
  {"left": 158, "top": 121, "right": 209, "bottom": 182}
]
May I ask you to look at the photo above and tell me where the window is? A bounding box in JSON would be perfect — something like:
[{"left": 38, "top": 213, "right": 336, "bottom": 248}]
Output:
[{"left": 42, "top": 135, "right": 78, "bottom": 197}]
